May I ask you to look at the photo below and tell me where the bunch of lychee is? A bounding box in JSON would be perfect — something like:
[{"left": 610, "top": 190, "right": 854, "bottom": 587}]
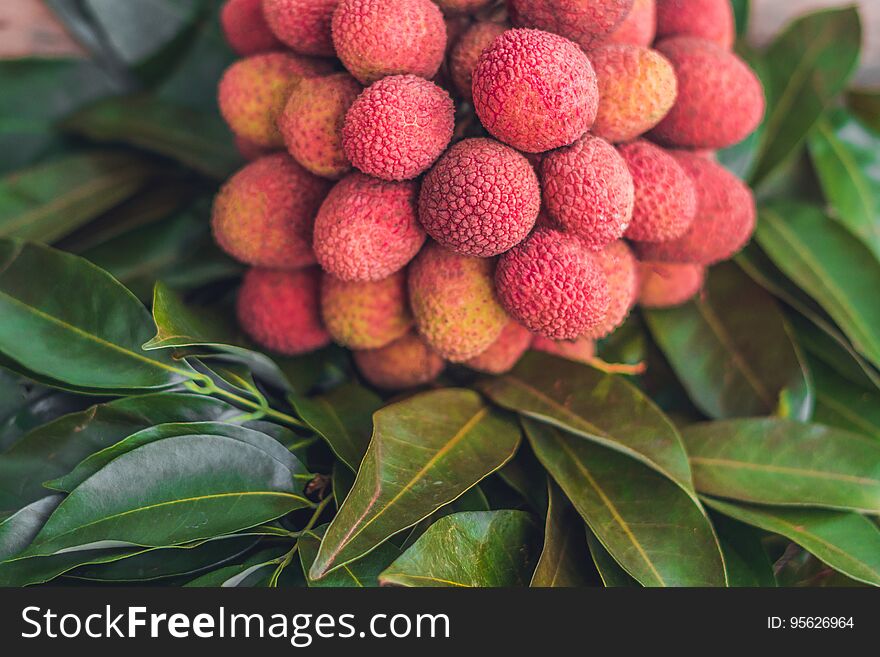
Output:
[{"left": 214, "top": 0, "right": 764, "bottom": 389}]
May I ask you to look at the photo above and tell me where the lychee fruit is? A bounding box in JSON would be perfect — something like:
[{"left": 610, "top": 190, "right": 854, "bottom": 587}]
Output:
[
  {"left": 508, "top": 0, "right": 635, "bottom": 50},
  {"left": 434, "top": 0, "right": 494, "bottom": 14},
  {"left": 262, "top": 0, "right": 338, "bottom": 56},
  {"left": 408, "top": 242, "right": 510, "bottom": 362},
  {"left": 343, "top": 75, "right": 455, "bottom": 181},
  {"left": 419, "top": 138, "right": 541, "bottom": 258},
  {"left": 320, "top": 270, "right": 412, "bottom": 349},
  {"left": 472, "top": 28, "right": 599, "bottom": 153},
  {"left": 656, "top": 0, "right": 735, "bottom": 50},
  {"left": 450, "top": 21, "right": 507, "bottom": 101},
  {"left": 541, "top": 134, "right": 634, "bottom": 249},
  {"left": 465, "top": 321, "right": 533, "bottom": 374},
  {"left": 495, "top": 228, "right": 611, "bottom": 340},
  {"left": 635, "top": 151, "right": 756, "bottom": 265},
  {"left": 639, "top": 261, "right": 705, "bottom": 307},
  {"left": 313, "top": 172, "right": 425, "bottom": 281},
  {"left": 332, "top": 0, "right": 447, "bottom": 85},
  {"left": 221, "top": 0, "right": 282, "bottom": 56},
  {"left": 584, "top": 240, "right": 639, "bottom": 339},
  {"left": 354, "top": 331, "right": 445, "bottom": 389},
  {"left": 532, "top": 335, "right": 596, "bottom": 364},
  {"left": 218, "top": 52, "right": 332, "bottom": 148},
  {"left": 280, "top": 73, "right": 362, "bottom": 180},
  {"left": 589, "top": 44, "right": 677, "bottom": 143},
  {"left": 600, "top": 0, "right": 656, "bottom": 47},
  {"left": 237, "top": 267, "right": 331, "bottom": 355},
  {"left": 650, "top": 37, "right": 764, "bottom": 149},
  {"left": 212, "top": 154, "right": 332, "bottom": 269},
  {"left": 619, "top": 139, "right": 697, "bottom": 243}
]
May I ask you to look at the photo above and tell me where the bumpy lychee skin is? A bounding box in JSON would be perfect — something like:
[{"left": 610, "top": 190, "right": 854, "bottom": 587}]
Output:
[
  {"left": 590, "top": 45, "right": 677, "bottom": 143},
  {"left": 213, "top": 154, "right": 332, "bottom": 269},
  {"left": 656, "top": 0, "right": 734, "bottom": 50},
  {"left": 465, "top": 321, "right": 533, "bottom": 374},
  {"left": 472, "top": 29, "right": 599, "bottom": 153},
  {"left": 600, "top": 0, "right": 656, "bottom": 47},
  {"left": 619, "top": 139, "right": 697, "bottom": 243},
  {"left": 354, "top": 331, "right": 445, "bottom": 390},
  {"left": 221, "top": 0, "right": 282, "bottom": 55},
  {"left": 508, "top": 0, "right": 634, "bottom": 50},
  {"left": 532, "top": 335, "right": 596, "bottom": 364},
  {"left": 218, "top": 53, "right": 332, "bottom": 148},
  {"left": 408, "top": 242, "right": 510, "bottom": 362},
  {"left": 313, "top": 173, "right": 425, "bottom": 281},
  {"left": 639, "top": 261, "right": 705, "bottom": 308},
  {"left": 450, "top": 21, "right": 507, "bottom": 101},
  {"left": 635, "top": 152, "right": 756, "bottom": 265},
  {"left": 650, "top": 37, "right": 765, "bottom": 150},
  {"left": 584, "top": 241, "right": 639, "bottom": 339},
  {"left": 343, "top": 75, "right": 455, "bottom": 181},
  {"left": 541, "top": 135, "right": 634, "bottom": 249},
  {"left": 496, "top": 229, "right": 611, "bottom": 340},
  {"left": 237, "top": 267, "right": 331, "bottom": 355},
  {"left": 419, "top": 138, "right": 541, "bottom": 258},
  {"left": 320, "top": 270, "right": 412, "bottom": 349},
  {"left": 332, "top": 0, "right": 447, "bottom": 85},
  {"left": 280, "top": 73, "right": 362, "bottom": 180},
  {"left": 434, "top": 0, "right": 494, "bottom": 14},
  {"left": 263, "top": 0, "right": 338, "bottom": 56}
]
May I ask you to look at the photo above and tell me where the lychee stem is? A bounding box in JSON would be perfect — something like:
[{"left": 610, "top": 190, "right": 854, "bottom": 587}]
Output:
[{"left": 185, "top": 376, "right": 309, "bottom": 430}]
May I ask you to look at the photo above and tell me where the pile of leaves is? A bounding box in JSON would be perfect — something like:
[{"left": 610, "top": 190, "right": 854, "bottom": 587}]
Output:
[{"left": 0, "top": 1, "right": 878, "bottom": 587}]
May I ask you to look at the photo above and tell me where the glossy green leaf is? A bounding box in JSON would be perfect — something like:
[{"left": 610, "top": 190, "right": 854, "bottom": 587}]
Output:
[
  {"left": 731, "top": 0, "right": 749, "bottom": 37},
  {"left": 0, "top": 152, "right": 153, "bottom": 243},
  {"left": 184, "top": 547, "right": 293, "bottom": 588},
  {"left": 810, "top": 359, "right": 880, "bottom": 440},
  {"left": 64, "top": 95, "right": 239, "bottom": 179},
  {"left": 379, "top": 511, "right": 540, "bottom": 587},
  {"left": 144, "top": 280, "right": 240, "bottom": 349},
  {"left": 47, "top": 421, "right": 309, "bottom": 493},
  {"left": 530, "top": 483, "right": 593, "bottom": 587},
  {"left": 751, "top": 7, "right": 861, "bottom": 185},
  {"left": 479, "top": 352, "right": 694, "bottom": 495},
  {"left": 0, "top": 545, "right": 148, "bottom": 587},
  {"left": 0, "top": 239, "right": 195, "bottom": 391},
  {"left": 645, "top": 263, "right": 813, "bottom": 420},
  {"left": 497, "top": 441, "right": 549, "bottom": 515},
  {"left": 0, "top": 495, "right": 62, "bottom": 561},
  {"left": 682, "top": 418, "right": 880, "bottom": 513},
  {"left": 19, "top": 433, "right": 310, "bottom": 556},
  {"left": 712, "top": 514, "right": 776, "bottom": 587},
  {"left": 586, "top": 530, "right": 639, "bottom": 587},
  {"left": 808, "top": 109, "right": 880, "bottom": 259},
  {"left": 524, "top": 419, "right": 726, "bottom": 587},
  {"left": 310, "top": 389, "right": 521, "bottom": 579},
  {"left": 704, "top": 497, "right": 880, "bottom": 587},
  {"left": 291, "top": 383, "right": 383, "bottom": 471},
  {"left": 756, "top": 201, "right": 880, "bottom": 369},
  {"left": 0, "top": 393, "right": 238, "bottom": 514},
  {"left": 299, "top": 527, "right": 400, "bottom": 588}
]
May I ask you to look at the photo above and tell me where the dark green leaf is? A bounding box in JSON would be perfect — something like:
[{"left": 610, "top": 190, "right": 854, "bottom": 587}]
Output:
[
  {"left": 751, "top": 7, "right": 861, "bottom": 185},
  {"left": 497, "top": 441, "right": 550, "bottom": 515},
  {"left": 184, "top": 547, "right": 298, "bottom": 588},
  {"left": 756, "top": 201, "right": 880, "bottom": 369},
  {"left": 0, "top": 495, "right": 62, "bottom": 561},
  {"left": 479, "top": 352, "right": 695, "bottom": 495},
  {"left": 848, "top": 89, "right": 880, "bottom": 134},
  {"left": 530, "top": 483, "right": 594, "bottom": 587},
  {"left": 810, "top": 359, "right": 880, "bottom": 440},
  {"left": 586, "top": 529, "right": 639, "bottom": 587},
  {"left": 645, "top": 263, "right": 813, "bottom": 420},
  {"left": 682, "top": 418, "right": 880, "bottom": 513},
  {"left": 524, "top": 419, "right": 726, "bottom": 587},
  {"left": 704, "top": 497, "right": 880, "bottom": 587},
  {"left": 299, "top": 527, "right": 401, "bottom": 588},
  {"left": 0, "top": 239, "right": 194, "bottom": 391},
  {"left": 379, "top": 511, "right": 540, "bottom": 587},
  {"left": 712, "top": 513, "right": 776, "bottom": 587},
  {"left": 310, "top": 389, "right": 521, "bottom": 579},
  {"left": 145, "top": 280, "right": 240, "bottom": 349},
  {"left": 731, "top": 0, "right": 750, "bottom": 37},
  {"left": 0, "top": 545, "right": 147, "bottom": 587}
]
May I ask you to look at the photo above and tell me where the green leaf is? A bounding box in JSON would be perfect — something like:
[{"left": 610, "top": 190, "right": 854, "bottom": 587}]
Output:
[
  {"left": 0, "top": 495, "right": 62, "bottom": 561},
  {"left": 848, "top": 89, "right": 880, "bottom": 134},
  {"left": 185, "top": 547, "right": 294, "bottom": 587},
  {"left": 310, "top": 389, "right": 521, "bottom": 579},
  {"left": 731, "top": 0, "right": 750, "bottom": 37},
  {"left": 682, "top": 418, "right": 880, "bottom": 514},
  {"left": 0, "top": 152, "right": 153, "bottom": 244},
  {"left": 19, "top": 433, "right": 311, "bottom": 557},
  {"left": 712, "top": 514, "right": 776, "bottom": 587},
  {"left": 497, "top": 441, "right": 550, "bottom": 515},
  {"left": 524, "top": 419, "right": 726, "bottom": 587},
  {"left": 379, "top": 511, "right": 541, "bottom": 587},
  {"left": 479, "top": 352, "right": 695, "bottom": 495},
  {"left": 644, "top": 263, "right": 813, "bottom": 420},
  {"left": 751, "top": 7, "right": 861, "bottom": 185},
  {"left": 47, "top": 421, "right": 309, "bottom": 493},
  {"left": 756, "top": 202, "right": 880, "bottom": 369},
  {"left": 704, "top": 497, "right": 880, "bottom": 587},
  {"left": 144, "top": 280, "right": 240, "bottom": 349},
  {"left": 64, "top": 95, "right": 240, "bottom": 179},
  {"left": 810, "top": 359, "right": 880, "bottom": 440},
  {"left": 299, "top": 527, "right": 401, "bottom": 587},
  {"left": 808, "top": 109, "right": 880, "bottom": 259},
  {"left": 586, "top": 529, "right": 639, "bottom": 587},
  {"left": 0, "top": 239, "right": 194, "bottom": 392},
  {"left": 0, "top": 545, "right": 147, "bottom": 587},
  {"left": 530, "top": 482, "right": 593, "bottom": 587},
  {"left": 291, "top": 383, "right": 383, "bottom": 471},
  {"left": 0, "top": 393, "right": 238, "bottom": 514}
]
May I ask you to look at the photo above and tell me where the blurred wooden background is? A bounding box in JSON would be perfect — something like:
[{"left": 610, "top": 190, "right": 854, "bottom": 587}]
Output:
[{"left": 0, "top": 0, "right": 877, "bottom": 85}]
